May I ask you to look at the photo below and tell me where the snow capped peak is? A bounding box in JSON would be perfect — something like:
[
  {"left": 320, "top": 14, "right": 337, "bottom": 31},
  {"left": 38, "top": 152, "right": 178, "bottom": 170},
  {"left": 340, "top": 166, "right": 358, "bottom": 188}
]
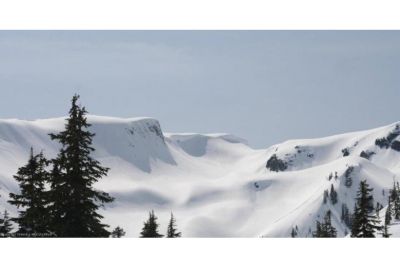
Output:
[
  {"left": 1, "top": 116, "right": 400, "bottom": 237},
  {"left": 86, "top": 115, "right": 160, "bottom": 124}
]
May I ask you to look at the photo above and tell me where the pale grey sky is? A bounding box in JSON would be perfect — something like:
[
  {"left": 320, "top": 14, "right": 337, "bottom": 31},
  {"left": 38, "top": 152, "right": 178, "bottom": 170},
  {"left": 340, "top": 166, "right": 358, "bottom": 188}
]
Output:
[{"left": 0, "top": 31, "right": 399, "bottom": 148}]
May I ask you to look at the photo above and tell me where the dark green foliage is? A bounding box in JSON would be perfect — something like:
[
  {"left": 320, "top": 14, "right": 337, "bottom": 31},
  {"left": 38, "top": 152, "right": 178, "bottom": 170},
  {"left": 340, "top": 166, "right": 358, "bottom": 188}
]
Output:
[
  {"left": 8, "top": 149, "right": 51, "bottom": 235},
  {"left": 341, "top": 203, "right": 352, "bottom": 229},
  {"left": 329, "top": 184, "right": 338, "bottom": 205},
  {"left": 385, "top": 199, "right": 392, "bottom": 225},
  {"left": 389, "top": 182, "right": 400, "bottom": 219},
  {"left": 48, "top": 95, "right": 114, "bottom": 237},
  {"left": 375, "top": 127, "right": 400, "bottom": 150},
  {"left": 382, "top": 221, "right": 391, "bottom": 238},
  {"left": 351, "top": 180, "right": 382, "bottom": 238},
  {"left": 313, "top": 210, "right": 337, "bottom": 238},
  {"left": 266, "top": 154, "right": 287, "bottom": 172},
  {"left": 391, "top": 141, "right": 400, "bottom": 152},
  {"left": 387, "top": 132, "right": 400, "bottom": 144},
  {"left": 140, "top": 210, "right": 163, "bottom": 238},
  {"left": 166, "top": 213, "right": 181, "bottom": 238},
  {"left": 360, "top": 150, "right": 375, "bottom": 160},
  {"left": 111, "top": 226, "right": 126, "bottom": 238},
  {"left": 313, "top": 221, "right": 323, "bottom": 237},
  {"left": 383, "top": 198, "right": 392, "bottom": 238},
  {"left": 0, "top": 210, "right": 13, "bottom": 236},
  {"left": 291, "top": 227, "right": 298, "bottom": 238},
  {"left": 375, "top": 138, "right": 390, "bottom": 149},
  {"left": 323, "top": 190, "right": 329, "bottom": 204},
  {"left": 341, "top": 148, "right": 350, "bottom": 157},
  {"left": 344, "top": 166, "right": 354, "bottom": 188}
]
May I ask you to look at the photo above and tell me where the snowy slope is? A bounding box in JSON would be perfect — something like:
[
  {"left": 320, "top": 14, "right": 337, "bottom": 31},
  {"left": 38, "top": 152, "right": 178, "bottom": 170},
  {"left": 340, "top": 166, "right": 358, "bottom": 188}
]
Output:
[{"left": 0, "top": 116, "right": 399, "bottom": 237}]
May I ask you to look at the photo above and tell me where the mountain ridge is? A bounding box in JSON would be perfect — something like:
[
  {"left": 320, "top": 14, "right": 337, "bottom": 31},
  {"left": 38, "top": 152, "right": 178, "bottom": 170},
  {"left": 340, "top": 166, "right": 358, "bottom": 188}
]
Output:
[{"left": 0, "top": 115, "right": 399, "bottom": 237}]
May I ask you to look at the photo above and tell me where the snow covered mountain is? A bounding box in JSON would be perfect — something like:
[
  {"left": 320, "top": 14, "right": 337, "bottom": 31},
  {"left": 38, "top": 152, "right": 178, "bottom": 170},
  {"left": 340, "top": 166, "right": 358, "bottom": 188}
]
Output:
[{"left": 0, "top": 115, "right": 399, "bottom": 237}]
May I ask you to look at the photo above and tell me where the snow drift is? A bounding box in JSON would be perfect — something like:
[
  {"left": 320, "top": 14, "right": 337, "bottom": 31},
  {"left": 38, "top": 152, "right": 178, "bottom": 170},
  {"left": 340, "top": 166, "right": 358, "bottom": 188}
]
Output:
[{"left": 0, "top": 116, "right": 399, "bottom": 237}]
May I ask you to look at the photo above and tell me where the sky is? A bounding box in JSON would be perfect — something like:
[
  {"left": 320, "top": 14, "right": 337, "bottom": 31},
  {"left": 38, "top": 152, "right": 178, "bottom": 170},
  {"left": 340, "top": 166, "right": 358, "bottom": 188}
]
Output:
[{"left": 0, "top": 31, "right": 399, "bottom": 148}]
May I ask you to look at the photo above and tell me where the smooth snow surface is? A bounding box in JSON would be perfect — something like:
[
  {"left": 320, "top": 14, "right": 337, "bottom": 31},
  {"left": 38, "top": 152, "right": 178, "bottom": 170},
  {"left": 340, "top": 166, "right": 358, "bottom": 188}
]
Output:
[{"left": 0, "top": 116, "right": 399, "bottom": 237}]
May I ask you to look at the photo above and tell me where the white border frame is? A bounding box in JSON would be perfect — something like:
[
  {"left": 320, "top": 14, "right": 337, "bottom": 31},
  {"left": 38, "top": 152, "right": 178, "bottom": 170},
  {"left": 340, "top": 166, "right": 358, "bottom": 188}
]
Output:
[{"left": 0, "top": 0, "right": 399, "bottom": 29}]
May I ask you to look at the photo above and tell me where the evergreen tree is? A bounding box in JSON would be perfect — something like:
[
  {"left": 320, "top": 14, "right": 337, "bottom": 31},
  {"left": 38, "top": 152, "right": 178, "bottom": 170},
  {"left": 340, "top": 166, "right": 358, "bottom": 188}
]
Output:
[
  {"left": 291, "top": 227, "right": 297, "bottom": 238},
  {"left": 325, "top": 211, "right": 337, "bottom": 237},
  {"left": 341, "top": 203, "right": 352, "bottom": 229},
  {"left": 390, "top": 182, "right": 400, "bottom": 219},
  {"left": 111, "top": 226, "right": 126, "bottom": 238},
  {"left": 166, "top": 213, "right": 181, "bottom": 238},
  {"left": 351, "top": 180, "right": 383, "bottom": 238},
  {"left": 345, "top": 174, "right": 352, "bottom": 188},
  {"left": 323, "top": 190, "right": 329, "bottom": 204},
  {"left": 0, "top": 210, "right": 13, "bottom": 236},
  {"left": 344, "top": 166, "right": 354, "bottom": 188},
  {"left": 48, "top": 95, "right": 114, "bottom": 237},
  {"left": 382, "top": 195, "right": 392, "bottom": 238},
  {"left": 375, "top": 202, "right": 383, "bottom": 214},
  {"left": 383, "top": 206, "right": 392, "bottom": 238},
  {"left": 313, "top": 210, "right": 337, "bottom": 238},
  {"left": 341, "top": 203, "right": 346, "bottom": 222},
  {"left": 8, "top": 149, "right": 51, "bottom": 235},
  {"left": 140, "top": 210, "right": 163, "bottom": 238},
  {"left": 382, "top": 222, "right": 391, "bottom": 238},
  {"left": 385, "top": 198, "right": 392, "bottom": 225},
  {"left": 313, "top": 221, "right": 323, "bottom": 237},
  {"left": 329, "top": 184, "right": 338, "bottom": 205}
]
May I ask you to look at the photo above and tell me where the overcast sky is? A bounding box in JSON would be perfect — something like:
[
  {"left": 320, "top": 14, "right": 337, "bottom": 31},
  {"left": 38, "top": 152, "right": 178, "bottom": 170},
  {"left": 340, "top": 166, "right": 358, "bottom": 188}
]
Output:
[{"left": 0, "top": 31, "right": 399, "bottom": 148}]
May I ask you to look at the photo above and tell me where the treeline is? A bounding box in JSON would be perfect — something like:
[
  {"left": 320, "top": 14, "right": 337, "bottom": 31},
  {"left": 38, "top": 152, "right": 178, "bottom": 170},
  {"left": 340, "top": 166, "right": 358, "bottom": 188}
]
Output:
[
  {"left": 139, "top": 211, "right": 181, "bottom": 238},
  {"left": 0, "top": 95, "right": 181, "bottom": 238},
  {"left": 310, "top": 179, "right": 399, "bottom": 238},
  {"left": 111, "top": 211, "right": 181, "bottom": 238}
]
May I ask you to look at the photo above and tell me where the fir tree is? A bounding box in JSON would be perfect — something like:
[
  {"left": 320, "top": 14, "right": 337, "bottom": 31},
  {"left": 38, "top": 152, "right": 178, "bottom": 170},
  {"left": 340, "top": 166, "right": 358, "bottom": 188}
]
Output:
[
  {"left": 0, "top": 210, "right": 13, "bottom": 236},
  {"left": 8, "top": 149, "right": 51, "bottom": 235},
  {"left": 330, "top": 184, "right": 338, "bottom": 205},
  {"left": 48, "top": 95, "right": 114, "bottom": 237},
  {"left": 323, "top": 190, "right": 329, "bottom": 204},
  {"left": 111, "top": 226, "right": 126, "bottom": 238},
  {"left": 140, "top": 210, "right": 163, "bottom": 238},
  {"left": 383, "top": 205, "right": 392, "bottom": 238},
  {"left": 325, "top": 211, "right": 337, "bottom": 237},
  {"left": 291, "top": 227, "right": 298, "bottom": 238},
  {"left": 313, "top": 221, "right": 323, "bottom": 237},
  {"left": 313, "top": 210, "right": 337, "bottom": 238},
  {"left": 344, "top": 166, "right": 354, "bottom": 188},
  {"left": 375, "top": 202, "right": 383, "bottom": 215},
  {"left": 390, "top": 182, "right": 400, "bottom": 219},
  {"left": 351, "top": 180, "right": 383, "bottom": 238},
  {"left": 341, "top": 203, "right": 352, "bottom": 229},
  {"left": 166, "top": 213, "right": 181, "bottom": 238},
  {"left": 382, "top": 222, "right": 391, "bottom": 238},
  {"left": 385, "top": 198, "right": 392, "bottom": 225}
]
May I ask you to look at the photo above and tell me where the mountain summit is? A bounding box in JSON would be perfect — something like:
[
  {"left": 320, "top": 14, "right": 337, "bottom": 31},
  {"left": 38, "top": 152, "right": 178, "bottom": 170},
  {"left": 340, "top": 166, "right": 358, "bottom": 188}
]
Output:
[{"left": 0, "top": 116, "right": 399, "bottom": 237}]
